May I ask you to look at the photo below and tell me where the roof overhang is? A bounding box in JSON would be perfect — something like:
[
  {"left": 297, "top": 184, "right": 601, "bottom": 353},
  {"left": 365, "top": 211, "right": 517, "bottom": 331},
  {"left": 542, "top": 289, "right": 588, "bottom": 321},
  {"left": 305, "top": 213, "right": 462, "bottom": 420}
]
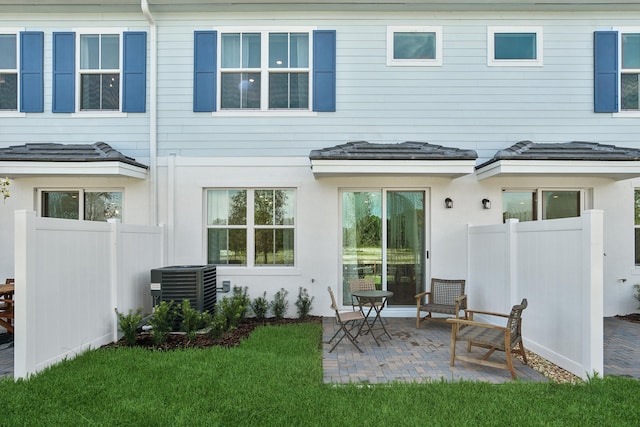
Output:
[
  {"left": 475, "top": 159, "right": 640, "bottom": 181},
  {"left": 311, "top": 159, "right": 476, "bottom": 178},
  {"left": 310, "top": 141, "right": 477, "bottom": 178},
  {"left": 0, "top": 160, "right": 149, "bottom": 179}
]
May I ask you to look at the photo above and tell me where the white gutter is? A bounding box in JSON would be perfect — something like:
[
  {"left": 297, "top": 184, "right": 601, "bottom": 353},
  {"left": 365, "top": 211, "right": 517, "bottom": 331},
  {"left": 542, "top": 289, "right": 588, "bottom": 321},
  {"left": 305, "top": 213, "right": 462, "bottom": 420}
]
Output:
[{"left": 141, "top": 0, "right": 158, "bottom": 226}]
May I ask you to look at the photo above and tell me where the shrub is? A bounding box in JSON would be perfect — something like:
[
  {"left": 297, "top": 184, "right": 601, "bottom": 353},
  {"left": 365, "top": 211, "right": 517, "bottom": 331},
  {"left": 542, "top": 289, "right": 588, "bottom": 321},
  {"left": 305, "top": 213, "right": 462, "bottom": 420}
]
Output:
[
  {"left": 295, "top": 287, "right": 314, "bottom": 319},
  {"left": 220, "top": 286, "right": 250, "bottom": 329},
  {"left": 149, "top": 301, "right": 177, "bottom": 345},
  {"left": 114, "top": 307, "right": 143, "bottom": 345},
  {"left": 271, "top": 288, "right": 289, "bottom": 320},
  {"left": 250, "top": 291, "right": 270, "bottom": 322},
  {"left": 634, "top": 284, "right": 640, "bottom": 309},
  {"left": 202, "top": 310, "right": 228, "bottom": 340},
  {"left": 180, "top": 299, "right": 202, "bottom": 341}
]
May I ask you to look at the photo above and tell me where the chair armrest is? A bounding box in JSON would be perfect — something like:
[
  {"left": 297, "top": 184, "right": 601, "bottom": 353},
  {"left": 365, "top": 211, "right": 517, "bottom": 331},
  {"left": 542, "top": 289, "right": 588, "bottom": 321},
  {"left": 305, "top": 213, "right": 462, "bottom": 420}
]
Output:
[
  {"left": 455, "top": 294, "right": 467, "bottom": 303},
  {"left": 464, "top": 309, "right": 509, "bottom": 319},
  {"left": 415, "top": 291, "right": 430, "bottom": 299},
  {"left": 446, "top": 318, "right": 507, "bottom": 331}
]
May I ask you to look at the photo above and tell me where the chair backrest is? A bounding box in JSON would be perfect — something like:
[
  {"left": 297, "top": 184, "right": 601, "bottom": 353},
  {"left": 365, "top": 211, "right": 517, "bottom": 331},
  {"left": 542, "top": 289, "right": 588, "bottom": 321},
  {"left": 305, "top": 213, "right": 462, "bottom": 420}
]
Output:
[
  {"left": 507, "top": 298, "right": 528, "bottom": 343},
  {"left": 328, "top": 286, "right": 339, "bottom": 312},
  {"left": 349, "top": 277, "right": 376, "bottom": 293},
  {"left": 430, "top": 278, "right": 466, "bottom": 306}
]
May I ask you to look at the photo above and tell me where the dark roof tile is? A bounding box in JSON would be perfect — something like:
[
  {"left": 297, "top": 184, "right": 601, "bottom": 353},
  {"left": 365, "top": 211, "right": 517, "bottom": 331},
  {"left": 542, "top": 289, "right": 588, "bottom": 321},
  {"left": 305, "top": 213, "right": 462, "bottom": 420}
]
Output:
[
  {"left": 478, "top": 141, "right": 640, "bottom": 168},
  {"left": 0, "top": 142, "right": 148, "bottom": 169},
  {"left": 310, "top": 141, "right": 477, "bottom": 161}
]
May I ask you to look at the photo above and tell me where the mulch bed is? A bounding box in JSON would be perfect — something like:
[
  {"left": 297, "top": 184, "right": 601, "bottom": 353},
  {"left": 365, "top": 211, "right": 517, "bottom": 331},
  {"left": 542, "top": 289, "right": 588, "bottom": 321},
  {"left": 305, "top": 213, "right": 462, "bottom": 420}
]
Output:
[
  {"left": 615, "top": 313, "right": 640, "bottom": 323},
  {"left": 104, "top": 316, "right": 323, "bottom": 351}
]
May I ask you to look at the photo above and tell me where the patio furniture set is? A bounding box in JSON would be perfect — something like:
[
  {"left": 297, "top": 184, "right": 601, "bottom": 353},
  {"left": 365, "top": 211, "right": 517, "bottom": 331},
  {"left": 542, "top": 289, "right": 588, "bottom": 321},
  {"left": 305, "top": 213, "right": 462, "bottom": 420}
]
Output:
[{"left": 328, "top": 278, "right": 529, "bottom": 379}]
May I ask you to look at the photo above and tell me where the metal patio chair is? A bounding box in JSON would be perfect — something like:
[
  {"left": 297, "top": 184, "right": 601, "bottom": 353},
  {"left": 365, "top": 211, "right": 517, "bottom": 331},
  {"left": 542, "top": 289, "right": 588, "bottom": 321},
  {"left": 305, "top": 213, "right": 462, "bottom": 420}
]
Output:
[{"left": 327, "top": 286, "right": 366, "bottom": 353}]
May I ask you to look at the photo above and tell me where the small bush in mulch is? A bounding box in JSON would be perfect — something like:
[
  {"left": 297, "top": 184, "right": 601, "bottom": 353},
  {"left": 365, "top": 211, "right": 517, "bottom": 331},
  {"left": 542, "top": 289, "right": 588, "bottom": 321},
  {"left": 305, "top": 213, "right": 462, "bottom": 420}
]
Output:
[{"left": 104, "top": 316, "right": 322, "bottom": 351}]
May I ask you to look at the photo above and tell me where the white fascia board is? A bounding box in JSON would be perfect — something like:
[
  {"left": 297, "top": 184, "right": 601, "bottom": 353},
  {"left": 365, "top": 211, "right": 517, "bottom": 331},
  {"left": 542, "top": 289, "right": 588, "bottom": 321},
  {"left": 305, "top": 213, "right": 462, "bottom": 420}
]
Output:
[
  {"left": 0, "top": 161, "right": 149, "bottom": 179},
  {"left": 311, "top": 159, "right": 476, "bottom": 178},
  {"left": 475, "top": 160, "right": 640, "bottom": 181}
]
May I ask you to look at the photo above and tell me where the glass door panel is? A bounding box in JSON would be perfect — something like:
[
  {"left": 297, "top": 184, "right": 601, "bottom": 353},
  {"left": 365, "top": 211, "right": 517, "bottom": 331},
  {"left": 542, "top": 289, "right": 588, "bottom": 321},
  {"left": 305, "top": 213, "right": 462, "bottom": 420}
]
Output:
[
  {"left": 386, "top": 191, "right": 425, "bottom": 306},
  {"left": 341, "top": 191, "right": 382, "bottom": 305},
  {"left": 341, "top": 190, "right": 426, "bottom": 307}
]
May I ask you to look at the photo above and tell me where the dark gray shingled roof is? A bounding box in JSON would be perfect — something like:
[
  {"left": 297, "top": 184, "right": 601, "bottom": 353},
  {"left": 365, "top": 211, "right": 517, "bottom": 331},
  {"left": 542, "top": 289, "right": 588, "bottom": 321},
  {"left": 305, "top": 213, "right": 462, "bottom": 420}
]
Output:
[
  {"left": 0, "top": 142, "right": 148, "bottom": 169},
  {"left": 477, "top": 140, "right": 640, "bottom": 168},
  {"left": 309, "top": 141, "right": 478, "bottom": 161}
]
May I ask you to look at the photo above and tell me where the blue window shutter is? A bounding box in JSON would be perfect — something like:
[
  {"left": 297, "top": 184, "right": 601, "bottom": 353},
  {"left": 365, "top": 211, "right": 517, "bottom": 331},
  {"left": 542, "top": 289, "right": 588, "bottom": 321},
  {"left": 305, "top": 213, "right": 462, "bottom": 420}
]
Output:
[
  {"left": 313, "top": 30, "right": 336, "bottom": 112},
  {"left": 20, "top": 31, "right": 44, "bottom": 113},
  {"left": 52, "top": 32, "right": 75, "bottom": 113},
  {"left": 123, "top": 31, "right": 147, "bottom": 113},
  {"left": 594, "top": 31, "right": 618, "bottom": 113},
  {"left": 193, "top": 31, "right": 217, "bottom": 112}
]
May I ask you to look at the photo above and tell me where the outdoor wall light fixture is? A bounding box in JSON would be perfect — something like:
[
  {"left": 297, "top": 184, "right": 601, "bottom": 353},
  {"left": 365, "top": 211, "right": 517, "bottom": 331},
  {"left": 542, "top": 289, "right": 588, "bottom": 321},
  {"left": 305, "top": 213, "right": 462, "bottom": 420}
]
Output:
[
  {"left": 445, "top": 198, "right": 453, "bottom": 209},
  {"left": 482, "top": 198, "right": 491, "bottom": 209}
]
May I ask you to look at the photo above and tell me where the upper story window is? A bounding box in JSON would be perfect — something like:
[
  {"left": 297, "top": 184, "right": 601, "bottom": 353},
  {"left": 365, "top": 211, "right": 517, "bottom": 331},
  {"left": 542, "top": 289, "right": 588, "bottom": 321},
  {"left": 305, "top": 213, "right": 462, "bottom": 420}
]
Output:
[
  {"left": 193, "top": 29, "right": 336, "bottom": 114},
  {"left": 206, "top": 188, "right": 295, "bottom": 267},
  {"left": 52, "top": 30, "right": 146, "bottom": 114},
  {"left": 488, "top": 27, "right": 543, "bottom": 67},
  {"left": 40, "top": 189, "right": 123, "bottom": 222},
  {"left": 502, "top": 189, "right": 582, "bottom": 222},
  {"left": 0, "top": 30, "right": 43, "bottom": 114},
  {"left": 386, "top": 26, "right": 442, "bottom": 66},
  {"left": 0, "top": 33, "right": 18, "bottom": 111},
  {"left": 79, "top": 33, "right": 120, "bottom": 111},
  {"left": 621, "top": 32, "right": 640, "bottom": 111},
  {"left": 219, "top": 30, "right": 310, "bottom": 111}
]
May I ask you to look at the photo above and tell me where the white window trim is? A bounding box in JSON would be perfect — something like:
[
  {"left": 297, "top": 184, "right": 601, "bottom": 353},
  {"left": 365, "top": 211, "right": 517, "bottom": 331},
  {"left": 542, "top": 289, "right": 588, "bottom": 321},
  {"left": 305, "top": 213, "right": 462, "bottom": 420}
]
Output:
[
  {"left": 0, "top": 27, "right": 25, "bottom": 116},
  {"left": 502, "top": 188, "right": 585, "bottom": 221},
  {"left": 215, "top": 26, "right": 316, "bottom": 116},
  {"left": 386, "top": 26, "right": 442, "bottom": 67},
  {"left": 72, "top": 27, "right": 127, "bottom": 116},
  {"left": 487, "top": 26, "right": 543, "bottom": 67},
  {"left": 37, "top": 187, "right": 124, "bottom": 221},
  {"left": 205, "top": 187, "right": 297, "bottom": 268},
  {"left": 614, "top": 27, "right": 640, "bottom": 117}
]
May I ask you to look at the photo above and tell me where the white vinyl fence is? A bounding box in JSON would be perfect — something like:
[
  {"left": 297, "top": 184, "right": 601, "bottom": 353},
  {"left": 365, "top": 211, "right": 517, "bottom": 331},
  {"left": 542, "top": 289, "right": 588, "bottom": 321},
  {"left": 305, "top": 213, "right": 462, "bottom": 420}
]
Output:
[
  {"left": 467, "top": 210, "right": 604, "bottom": 380},
  {"left": 13, "top": 210, "right": 163, "bottom": 379}
]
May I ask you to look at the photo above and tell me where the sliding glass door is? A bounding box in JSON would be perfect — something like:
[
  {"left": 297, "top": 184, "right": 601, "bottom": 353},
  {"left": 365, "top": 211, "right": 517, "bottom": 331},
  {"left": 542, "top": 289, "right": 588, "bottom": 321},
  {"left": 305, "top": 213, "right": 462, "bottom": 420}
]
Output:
[{"left": 341, "top": 189, "right": 426, "bottom": 306}]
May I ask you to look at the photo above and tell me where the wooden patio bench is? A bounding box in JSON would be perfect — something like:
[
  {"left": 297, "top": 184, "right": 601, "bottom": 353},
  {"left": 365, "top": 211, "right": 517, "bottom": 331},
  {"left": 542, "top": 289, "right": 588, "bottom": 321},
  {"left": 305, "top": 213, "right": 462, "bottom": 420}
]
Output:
[{"left": 447, "top": 298, "right": 528, "bottom": 379}]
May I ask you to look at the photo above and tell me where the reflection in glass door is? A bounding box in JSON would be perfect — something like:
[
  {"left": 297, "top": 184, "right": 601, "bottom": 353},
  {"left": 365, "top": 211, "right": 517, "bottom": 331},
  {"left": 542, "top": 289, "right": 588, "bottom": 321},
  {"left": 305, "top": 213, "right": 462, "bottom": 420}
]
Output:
[
  {"left": 386, "top": 191, "right": 425, "bottom": 305},
  {"left": 341, "top": 190, "right": 426, "bottom": 306}
]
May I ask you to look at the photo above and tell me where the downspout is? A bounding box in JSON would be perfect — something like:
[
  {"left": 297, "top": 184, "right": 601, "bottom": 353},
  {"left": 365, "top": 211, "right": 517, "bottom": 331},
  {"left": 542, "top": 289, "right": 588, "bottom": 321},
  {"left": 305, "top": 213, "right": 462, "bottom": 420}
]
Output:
[{"left": 141, "top": 0, "right": 158, "bottom": 226}]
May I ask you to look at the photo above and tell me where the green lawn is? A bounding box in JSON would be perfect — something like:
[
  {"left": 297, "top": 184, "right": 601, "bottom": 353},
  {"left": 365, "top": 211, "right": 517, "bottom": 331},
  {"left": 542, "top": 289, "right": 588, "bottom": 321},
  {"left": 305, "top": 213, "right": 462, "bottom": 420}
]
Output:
[{"left": 1, "top": 323, "right": 638, "bottom": 426}]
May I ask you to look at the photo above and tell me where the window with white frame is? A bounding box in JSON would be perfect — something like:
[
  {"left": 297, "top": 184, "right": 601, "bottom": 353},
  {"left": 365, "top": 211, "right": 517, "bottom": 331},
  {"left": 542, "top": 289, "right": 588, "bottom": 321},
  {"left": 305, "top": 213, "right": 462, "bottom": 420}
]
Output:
[
  {"left": 0, "top": 32, "right": 17, "bottom": 111},
  {"left": 488, "top": 27, "right": 543, "bottom": 67},
  {"left": 622, "top": 32, "right": 640, "bottom": 111},
  {"left": 219, "top": 30, "right": 310, "bottom": 111},
  {"left": 387, "top": 26, "right": 442, "bottom": 66},
  {"left": 78, "top": 32, "right": 121, "bottom": 111},
  {"left": 502, "top": 189, "right": 582, "bottom": 223},
  {"left": 40, "top": 189, "right": 123, "bottom": 221},
  {"left": 207, "top": 189, "right": 295, "bottom": 266}
]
